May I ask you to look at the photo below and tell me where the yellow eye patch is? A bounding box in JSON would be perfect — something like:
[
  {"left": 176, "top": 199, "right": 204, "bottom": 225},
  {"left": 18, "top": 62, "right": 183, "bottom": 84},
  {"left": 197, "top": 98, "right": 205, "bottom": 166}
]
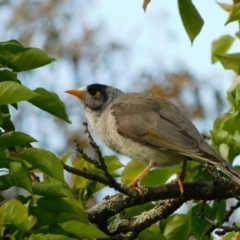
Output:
[{"left": 94, "top": 91, "right": 101, "bottom": 98}]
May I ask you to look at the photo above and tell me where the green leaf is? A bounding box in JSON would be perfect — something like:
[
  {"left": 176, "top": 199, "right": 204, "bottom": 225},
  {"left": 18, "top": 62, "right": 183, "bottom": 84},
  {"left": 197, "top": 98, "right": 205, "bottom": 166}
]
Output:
[
  {"left": 0, "top": 81, "right": 39, "bottom": 105},
  {"left": 12, "top": 229, "right": 24, "bottom": 239},
  {"left": 210, "top": 96, "right": 240, "bottom": 163},
  {"left": 235, "top": 31, "right": 240, "bottom": 39},
  {"left": 20, "top": 148, "right": 64, "bottom": 182},
  {"left": 43, "top": 173, "right": 61, "bottom": 183},
  {"left": 60, "top": 152, "right": 73, "bottom": 164},
  {"left": 139, "top": 224, "right": 166, "bottom": 240},
  {"left": 125, "top": 202, "right": 155, "bottom": 217},
  {"left": 189, "top": 204, "right": 213, "bottom": 239},
  {"left": 0, "top": 70, "right": 19, "bottom": 82},
  {"left": 225, "top": 2, "right": 240, "bottom": 25},
  {"left": 37, "top": 196, "right": 88, "bottom": 223},
  {"left": 72, "top": 158, "right": 90, "bottom": 189},
  {"left": 228, "top": 76, "right": 240, "bottom": 108},
  {"left": 104, "top": 155, "right": 125, "bottom": 173},
  {"left": 16, "top": 195, "right": 33, "bottom": 205},
  {"left": 79, "top": 181, "right": 103, "bottom": 202},
  {"left": 0, "top": 109, "right": 2, "bottom": 126},
  {"left": 213, "top": 200, "right": 226, "bottom": 223},
  {"left": 0, "top": 174, "right": 14, "bottom": 191},
  {"left": 28, "top": 88, "right": 71, "bottom": 123},
  {"left": 141, "top": 167, "right": 177, "bottom": 187},
  {"left": 1, "top": 104, "right": 10, "bottom": 114},
  {"left": 0, "top": 39, "right": 55, "bottom": 72},
  {"left": 29, "top": 233, "right": 77, "bottom": 240},
  {"left": 0, "top": 105, "right": 15, "bottom": 131},
  {"left": 30, "top": 206, "right": 57, "bottom": 227},
  {"left": 0, "top": 131, "right": 37, "bottom": 147},
  {"left": 33, "top": 182, "right": 70, "bottom": 197},
  {"left": 217, "top": 2, "right": 233, "bottom": 12},
  {"left": 177, "top": 0, "right": 204, "bottom": 43},
  {"left": 0, "top": 158, "right": 12, "bottom": 168},
  {"left": 11, "top": 102, "right": 18, "bottom": 110},
  {"left": 60, "top": 220, "right": 108, "bottom": 239},
  {"left": 121, "top": 159, "right": 145, "bottom": 185},
  {"left": 222, "top": 232, "right": 238, "bottom": 240},
  {"left": 50, "top": 212, "right": 83, "bottom": 225},
  {"left": 214, "top": 53, "right": 240, "bottom": 72},
  {"left": 49, "top": 224, "right": 67, "bottom": 236},
  {"left": 0, "top": 199, "right": 37, "bottom": 230},
  {"left": 1, "top": 113, "right": 15, "bottom": 131},
  {"left": 72, "top": 158, "right": 105, "bottom": 193},
  {"left": 211, "top": 35, "right": 235, "bottom": 63},
  {"left": 163, "top": 214, "right": 190, "bottom": 240},
  {"left": 9, "top": 162, "right": 32, "bottom": 193},
  {"left": 211, "top": 129, "right": 240, "bottom": 163}
]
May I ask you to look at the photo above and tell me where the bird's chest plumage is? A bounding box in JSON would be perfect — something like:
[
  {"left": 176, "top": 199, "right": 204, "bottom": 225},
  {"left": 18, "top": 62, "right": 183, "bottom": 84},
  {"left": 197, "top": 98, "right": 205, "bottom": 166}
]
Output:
[{"left": 88, "top": 108, "right": 124, "bottom": 153}]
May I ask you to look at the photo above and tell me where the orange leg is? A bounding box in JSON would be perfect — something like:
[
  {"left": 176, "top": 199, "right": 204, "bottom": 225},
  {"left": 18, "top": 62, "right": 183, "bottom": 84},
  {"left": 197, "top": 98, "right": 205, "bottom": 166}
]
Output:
[
  {"left": 129, "top": 161, "right": 156, "bottom": 196},
  {"left": 130, "top": 161, "right": 156, "bottom": 187},
  {"left": 171, "top": 159, "right": 187, "bottom": 195}
]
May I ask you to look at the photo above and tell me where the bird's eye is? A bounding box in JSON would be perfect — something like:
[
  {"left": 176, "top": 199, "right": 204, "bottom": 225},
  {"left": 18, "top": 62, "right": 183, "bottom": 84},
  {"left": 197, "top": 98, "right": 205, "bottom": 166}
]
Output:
[{"left": 89, "top": 89, "right": 101, "bottom": 98}]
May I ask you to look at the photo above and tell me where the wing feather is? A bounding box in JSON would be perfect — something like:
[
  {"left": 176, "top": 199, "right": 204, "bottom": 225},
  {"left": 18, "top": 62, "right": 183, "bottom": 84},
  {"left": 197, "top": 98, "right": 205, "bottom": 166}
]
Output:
[{"left": 112, "top": 94, "right": 204, "bottom": 157}]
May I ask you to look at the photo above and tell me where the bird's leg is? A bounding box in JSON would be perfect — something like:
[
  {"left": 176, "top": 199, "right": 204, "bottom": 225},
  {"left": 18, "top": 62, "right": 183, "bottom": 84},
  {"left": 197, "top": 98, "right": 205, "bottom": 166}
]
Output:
[
  {"left": 171, "top": 159, "right": 187, "bottom": 195},
  {"left": 129, "top": 161, "right": 156, "bottom": 195}
]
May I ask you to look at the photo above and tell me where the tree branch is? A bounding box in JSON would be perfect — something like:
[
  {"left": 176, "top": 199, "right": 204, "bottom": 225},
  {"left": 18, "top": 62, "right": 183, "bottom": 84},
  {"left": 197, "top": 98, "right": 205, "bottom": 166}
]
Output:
[
  {"left": 63, "top": 163, "right": 139, "bottom": 198},
  {"left": 85, "top": 180, "right": 240, "bottom": 237},
  {"left": 198, "top": 209, "right": 240, "bottom": 236}
]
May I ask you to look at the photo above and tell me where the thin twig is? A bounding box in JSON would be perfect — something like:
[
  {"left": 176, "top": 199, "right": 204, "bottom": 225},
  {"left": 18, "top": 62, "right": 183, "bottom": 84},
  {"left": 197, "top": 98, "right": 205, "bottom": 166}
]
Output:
[
  {"left": 63, "top": 163, "right": 109, "bottom": 185},
  {"left": 198, "top": 203, "right": 240, "bottom": 236},
  {"left": 82, "top": 122, "right": 117, "bottom": 183},
  {"left": 83, "top": 122, "right": 104, "bottom": 164},
  {"left": 73, "top": 122, "right": 120, "bottom": 192},
  {"left": 63, "top": 163, "right": 138, "bottom": 197},
  {"left": 203, "top": 164, "right": 220, "bottom": 179},
  {"left": 224, "top": 201, "right": 240, "bottom": 222},
  {"left": 74, "top": 140, "right": 100, "bottom": 168}
]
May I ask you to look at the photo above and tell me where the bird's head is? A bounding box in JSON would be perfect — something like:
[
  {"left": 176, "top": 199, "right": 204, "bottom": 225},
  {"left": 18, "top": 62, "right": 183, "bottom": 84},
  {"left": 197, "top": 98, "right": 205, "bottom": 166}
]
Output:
[{"left": 65, "top": 83, "right": 123, "bottom": 111}]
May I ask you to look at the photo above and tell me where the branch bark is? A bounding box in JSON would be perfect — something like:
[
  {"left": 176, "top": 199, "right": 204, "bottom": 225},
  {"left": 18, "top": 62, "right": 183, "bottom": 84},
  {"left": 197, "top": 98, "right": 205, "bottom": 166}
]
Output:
[{"left": 86, "top": 180, "right": 240, "bottom": 238}]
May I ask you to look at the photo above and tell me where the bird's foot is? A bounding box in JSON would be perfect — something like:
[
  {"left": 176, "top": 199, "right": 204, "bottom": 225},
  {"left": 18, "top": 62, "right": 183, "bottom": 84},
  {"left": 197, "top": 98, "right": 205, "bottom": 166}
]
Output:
[
  {"left": 129, "top": 181, "right": 144, "bottom": 198},
  {"left": 171, "top": 177, "right": 184, "bottom": 196},
  {"left": 170, "top": 159, "right": 187, "bottom": 196}
]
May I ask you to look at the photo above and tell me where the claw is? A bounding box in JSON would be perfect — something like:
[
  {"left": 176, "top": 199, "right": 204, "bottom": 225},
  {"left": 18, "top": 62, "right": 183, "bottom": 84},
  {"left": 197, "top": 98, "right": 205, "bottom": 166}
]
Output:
[{"left": 171, "top": 159, "right": 187, "bottom": 195}]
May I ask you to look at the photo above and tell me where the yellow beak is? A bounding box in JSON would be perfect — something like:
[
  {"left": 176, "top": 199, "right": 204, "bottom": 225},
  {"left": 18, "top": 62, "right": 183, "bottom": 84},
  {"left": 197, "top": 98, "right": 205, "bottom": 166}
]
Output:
[{"left": 65, "top": 89, "right": 85, "bottom": 98}]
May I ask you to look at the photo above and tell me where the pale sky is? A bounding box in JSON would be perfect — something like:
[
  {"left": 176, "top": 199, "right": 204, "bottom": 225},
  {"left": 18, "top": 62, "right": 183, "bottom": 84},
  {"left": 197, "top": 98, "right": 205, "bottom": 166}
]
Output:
[{"left": 95, "top": 1, "right": 236, "bottom": 88}]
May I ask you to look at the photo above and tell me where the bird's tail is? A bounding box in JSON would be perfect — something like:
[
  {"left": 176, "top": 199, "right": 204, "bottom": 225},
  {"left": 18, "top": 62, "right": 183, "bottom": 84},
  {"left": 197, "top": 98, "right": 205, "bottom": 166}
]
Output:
[
  {"left": 196, "top": 141, "right": 240, "bottom": 186},
  {"left": 215, "top": 158, "right": 240, "bottom": 186}
]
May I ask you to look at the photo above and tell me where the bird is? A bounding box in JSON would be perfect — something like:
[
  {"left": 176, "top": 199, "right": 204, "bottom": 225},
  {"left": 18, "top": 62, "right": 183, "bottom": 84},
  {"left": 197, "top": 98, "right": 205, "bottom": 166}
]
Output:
[{"left": 65, "top": 83, "right": 240, "bottom": 193}]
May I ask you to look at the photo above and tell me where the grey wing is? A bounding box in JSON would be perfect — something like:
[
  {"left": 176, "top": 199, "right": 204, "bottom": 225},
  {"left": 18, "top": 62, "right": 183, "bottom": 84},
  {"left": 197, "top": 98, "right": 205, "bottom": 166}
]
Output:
[{"left": 111, "top": 94, "right": 205, "bottom": 158}]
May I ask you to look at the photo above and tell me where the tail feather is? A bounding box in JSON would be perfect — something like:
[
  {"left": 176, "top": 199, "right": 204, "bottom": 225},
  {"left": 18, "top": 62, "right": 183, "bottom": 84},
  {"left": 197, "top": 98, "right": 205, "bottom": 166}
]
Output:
[
  {"left": 195, "top": 141, "right": 240, "bottom": 186},
  {"left": 216, "top": 160, "right": 240, "bottom": 186},
  {"left": 200, "top": 150, "right": 240, "bottom": 185}
]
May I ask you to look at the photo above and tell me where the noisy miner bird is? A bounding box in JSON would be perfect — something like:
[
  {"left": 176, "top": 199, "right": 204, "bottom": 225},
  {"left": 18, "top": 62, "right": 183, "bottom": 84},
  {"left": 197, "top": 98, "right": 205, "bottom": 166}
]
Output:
[{"left": 65, "top": 84, "right": 240, "bottom": 193}]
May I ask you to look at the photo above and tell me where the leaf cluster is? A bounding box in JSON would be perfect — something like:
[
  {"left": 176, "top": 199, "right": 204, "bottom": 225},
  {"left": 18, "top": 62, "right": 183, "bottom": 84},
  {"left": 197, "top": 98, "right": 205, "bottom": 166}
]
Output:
[{"left": 0, "top": 40, "right": 109, "bottom": 239}]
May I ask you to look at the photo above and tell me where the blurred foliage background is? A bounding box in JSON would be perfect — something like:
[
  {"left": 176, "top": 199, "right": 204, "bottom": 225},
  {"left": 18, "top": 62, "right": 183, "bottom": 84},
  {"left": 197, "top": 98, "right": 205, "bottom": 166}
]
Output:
[{"left": 0, "top": 0, "right": 231, "bottom": 157}]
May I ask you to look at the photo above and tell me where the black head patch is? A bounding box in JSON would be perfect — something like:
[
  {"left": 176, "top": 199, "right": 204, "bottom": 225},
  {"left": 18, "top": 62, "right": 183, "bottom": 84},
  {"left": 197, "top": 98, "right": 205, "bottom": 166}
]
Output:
[
  {"left": 87, "top": 84, "right": 107, "bottom": 97},
  {"left": 85, "top": 84, "right": 108, "bottom": 110}
]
